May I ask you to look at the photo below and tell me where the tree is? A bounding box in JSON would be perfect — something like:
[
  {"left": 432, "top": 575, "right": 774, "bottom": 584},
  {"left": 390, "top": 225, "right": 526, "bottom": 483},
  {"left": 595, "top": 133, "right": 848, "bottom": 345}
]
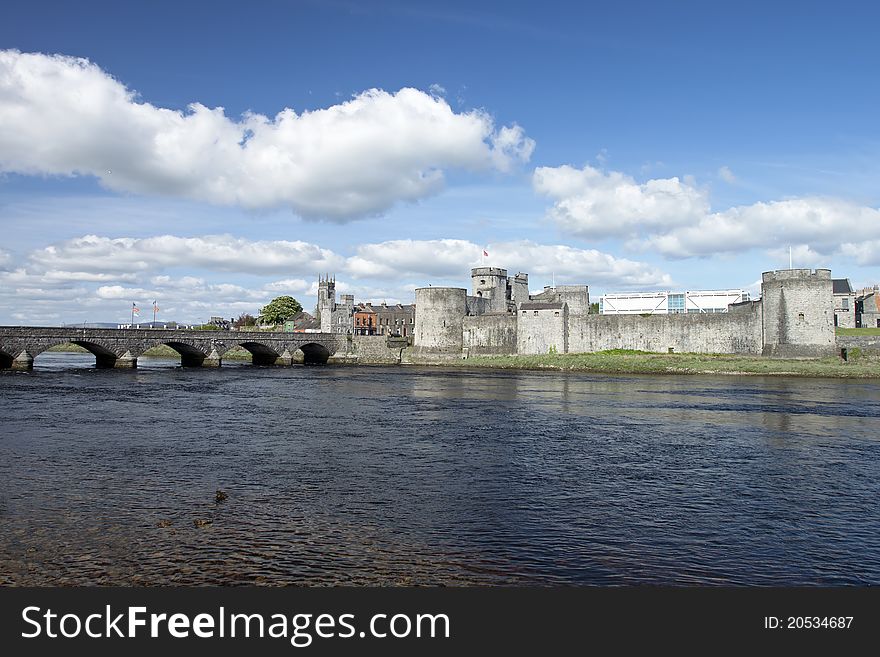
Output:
[
  {"left": 259, "top": 296, "right": 303, "bottom": 326},
  {"left": 233, "top": 313, "right": 258, "bottom": 329}
]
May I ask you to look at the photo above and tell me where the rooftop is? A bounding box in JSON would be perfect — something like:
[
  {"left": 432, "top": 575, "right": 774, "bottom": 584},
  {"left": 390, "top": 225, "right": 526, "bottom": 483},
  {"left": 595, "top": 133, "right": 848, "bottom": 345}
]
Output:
[{"left": 832, "top": 278, "right": 854, "bottom": 294}]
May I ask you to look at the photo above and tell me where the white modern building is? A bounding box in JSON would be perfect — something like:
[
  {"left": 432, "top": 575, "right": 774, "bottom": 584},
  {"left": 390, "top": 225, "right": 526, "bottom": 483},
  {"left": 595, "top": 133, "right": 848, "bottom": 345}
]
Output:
[{"left": 599, "top": 290, "right": 750, "bottom": 315}]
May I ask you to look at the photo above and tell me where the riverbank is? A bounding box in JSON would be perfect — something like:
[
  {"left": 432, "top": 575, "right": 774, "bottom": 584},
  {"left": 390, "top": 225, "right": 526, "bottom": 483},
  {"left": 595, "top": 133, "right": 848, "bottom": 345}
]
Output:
[{"left": 427, "top": 349, "right": 880, "bottom": 378}]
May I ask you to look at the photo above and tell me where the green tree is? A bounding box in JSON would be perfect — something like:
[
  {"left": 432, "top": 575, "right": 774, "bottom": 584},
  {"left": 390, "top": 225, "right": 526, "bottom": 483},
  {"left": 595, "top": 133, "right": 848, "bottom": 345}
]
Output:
[{"left": 259, "top": 296, "right": 303, "bottom": 326}]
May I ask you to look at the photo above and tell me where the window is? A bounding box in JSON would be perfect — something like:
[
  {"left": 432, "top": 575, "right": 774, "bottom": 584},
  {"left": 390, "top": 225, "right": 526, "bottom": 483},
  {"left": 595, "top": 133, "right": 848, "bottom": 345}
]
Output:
[
  {"left": 798, "top": 313, "right": 805, "bottom": 322},
  {"left": 534, "top": 311, "right": 539, "bottom": 316},
  {"left": 668, "top": 294, "right": 685, "bottom": 313},
  {"left": 554, "top": 311, "right": 560, "bottom": 316},
  {"left": 842, "top": 298, "right": 849, "bottom": 310}
]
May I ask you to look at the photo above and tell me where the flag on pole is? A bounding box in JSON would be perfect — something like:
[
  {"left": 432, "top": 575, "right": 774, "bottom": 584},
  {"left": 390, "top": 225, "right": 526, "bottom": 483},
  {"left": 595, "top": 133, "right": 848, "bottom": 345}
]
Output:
[
  {"left": 132, "top": 302, "right": 140, "bottom": 316},
  {"left": 483, "top": 250, "right": 488, "bottom": 257},
  {"left": 152, "top": 300, "right": 159, "bottom": 312}
]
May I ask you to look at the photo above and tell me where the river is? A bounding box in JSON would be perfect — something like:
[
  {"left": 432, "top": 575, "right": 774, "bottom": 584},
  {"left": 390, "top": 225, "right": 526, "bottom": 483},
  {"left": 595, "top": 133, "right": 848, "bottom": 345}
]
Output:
[{"left": 1, "top": 352, "right": 879, "bottom": 585}]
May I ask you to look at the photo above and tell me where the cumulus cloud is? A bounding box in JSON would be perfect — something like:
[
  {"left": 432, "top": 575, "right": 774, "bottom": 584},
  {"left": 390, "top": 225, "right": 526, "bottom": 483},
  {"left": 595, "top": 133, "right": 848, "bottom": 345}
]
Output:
[
  {"left": 488, "top": 241, "right": 673, "bottom": 287},
  {"left": 533, "top": 164, "right": 709, "bottom": 239},
  {"left": 345, "top": 238, "right": 671, "bottom": 287},
  {"left": 718, "top": 166, "right": 737, "bottom": 184},
  {"left": 643, "top": 197, "right": 880, "bottom": 259},
  {"left": 839, "top": 241, "right": 880, "bottom": 267},
  {"left": 0, "top": 233, "right": 347, "bottom": 324},
  {"left": 766, "top": 244, "right": 826, "bottom": 268},
  {"left": 0, "top": 50, "right": 534, "bottom": 220},
  {"left": 346, "top": 239, "right": 479, "bottom": 279},
  {"left": 30, "top": 234, "right": 344, "bottom": 275},
  {"left": 535, "top": 164, "right": 880, "bottom": 260}
]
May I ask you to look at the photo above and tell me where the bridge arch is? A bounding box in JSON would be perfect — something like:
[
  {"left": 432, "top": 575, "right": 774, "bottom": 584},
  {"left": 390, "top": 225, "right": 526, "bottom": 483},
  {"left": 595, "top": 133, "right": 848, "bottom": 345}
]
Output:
[
  {"left": 156, "top": 341, "right": 215, "bottom": 367},
  {"left": 299, "top": 342, "right": 331, "bottom": 365},
  {"left": 228, "top": 341, "right": 282, "bottom": 366},
  {"left": 29, "top": 340, "right": 133, "bottom": 369},
  {"left": 0, "top": 348, "right": 13, "bottom": 369}
]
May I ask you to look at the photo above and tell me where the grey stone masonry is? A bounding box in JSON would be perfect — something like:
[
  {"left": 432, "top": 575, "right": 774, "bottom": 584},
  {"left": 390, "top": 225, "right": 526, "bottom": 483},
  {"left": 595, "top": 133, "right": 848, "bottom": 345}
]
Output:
[
  {"left": 0, "top": 327, "right": 348, "bottom": 369},
  {"left": 761, "top": 269, "right": 836, "bottom": 357}
]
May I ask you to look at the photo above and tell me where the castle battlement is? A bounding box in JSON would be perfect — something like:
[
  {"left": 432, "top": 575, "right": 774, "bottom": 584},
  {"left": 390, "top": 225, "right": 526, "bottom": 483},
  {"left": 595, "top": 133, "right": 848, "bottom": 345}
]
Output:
[
  {"left": 762, "top": 268, "right": 831, "bottom": 283},
  {"left": 471, "top": 267, "right": 508, "bottom": 278}
]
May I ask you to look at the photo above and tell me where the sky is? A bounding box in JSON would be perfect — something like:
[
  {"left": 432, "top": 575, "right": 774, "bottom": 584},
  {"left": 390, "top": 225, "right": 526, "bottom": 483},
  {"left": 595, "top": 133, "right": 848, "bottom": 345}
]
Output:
[{"left": 1, "top": 0, "right": 879, "bottom": 325}]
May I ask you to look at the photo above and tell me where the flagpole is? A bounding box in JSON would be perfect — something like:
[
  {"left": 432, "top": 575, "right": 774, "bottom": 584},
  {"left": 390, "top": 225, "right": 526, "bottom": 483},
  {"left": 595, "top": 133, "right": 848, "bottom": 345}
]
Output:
[
  {"left": 131, "top": 303, "right": 134, "bottom": 328},
  {"left": 153, "top": 301, "right": 157, "bottom": 325}
]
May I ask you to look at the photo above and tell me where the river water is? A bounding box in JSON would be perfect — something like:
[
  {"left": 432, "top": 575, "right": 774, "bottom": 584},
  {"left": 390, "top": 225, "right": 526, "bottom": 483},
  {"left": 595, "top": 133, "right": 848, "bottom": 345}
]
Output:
[{"left": 1, "top": 352, "right": 879, "bottom": 585}]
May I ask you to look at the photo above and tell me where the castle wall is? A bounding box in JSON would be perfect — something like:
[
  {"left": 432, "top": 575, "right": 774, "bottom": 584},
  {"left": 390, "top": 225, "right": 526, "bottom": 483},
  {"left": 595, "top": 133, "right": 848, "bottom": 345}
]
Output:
[
  {"left": 347, "top": 335, "right": 408, "bottom": 364},
  {"left": 466, "top": 295, "right": 491, "bottom": 316},
  {"left": 761, "top": 269, "right": 835, "bottom": 357},
  {"left": 411, "top": 266, "right": 838, "bottom": 361},
  {"left": 463, "top": 314, "right": 517, "bottom": 355},
  {"left": 518, "top": 304, "right": 568, "bottom": 354},
  {"left": 836, "top": 334, "right": 880, "bottom": 361},
  {"left": 566, "top": 306, "right": 763, "bottom": 355},
  {"left": 413, "top": 287, "right": 466, "bottom": 356}
]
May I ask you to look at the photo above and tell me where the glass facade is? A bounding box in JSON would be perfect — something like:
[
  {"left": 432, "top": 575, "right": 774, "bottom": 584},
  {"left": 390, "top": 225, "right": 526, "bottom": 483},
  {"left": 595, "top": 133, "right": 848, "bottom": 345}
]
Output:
[{"left": 668, "top": 294, "right": 685, "bottom": 313}]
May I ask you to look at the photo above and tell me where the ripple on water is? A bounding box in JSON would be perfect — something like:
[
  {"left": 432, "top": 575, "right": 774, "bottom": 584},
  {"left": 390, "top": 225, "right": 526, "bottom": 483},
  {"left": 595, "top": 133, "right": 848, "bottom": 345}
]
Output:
[{"left": 1, "top": 356, "right": 879, "bottom": 585}]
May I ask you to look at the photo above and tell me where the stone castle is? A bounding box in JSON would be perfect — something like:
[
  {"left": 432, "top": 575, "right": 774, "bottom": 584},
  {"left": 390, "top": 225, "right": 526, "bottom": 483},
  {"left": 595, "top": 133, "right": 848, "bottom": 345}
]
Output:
[{"left": 413, "top": 267, "right": 838, "bottom": 359}]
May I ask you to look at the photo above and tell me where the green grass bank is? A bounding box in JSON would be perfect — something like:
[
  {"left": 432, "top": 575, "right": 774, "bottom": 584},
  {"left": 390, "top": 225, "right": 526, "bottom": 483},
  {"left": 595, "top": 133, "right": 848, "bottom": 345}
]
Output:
[{"left": 440, "top": 349, "right": 880, "bottom": 378}]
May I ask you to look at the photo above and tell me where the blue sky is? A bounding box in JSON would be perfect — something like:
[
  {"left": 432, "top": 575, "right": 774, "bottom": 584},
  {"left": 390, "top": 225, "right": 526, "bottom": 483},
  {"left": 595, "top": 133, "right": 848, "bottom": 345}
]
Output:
[{"left": 1, "top": 0, "right": 879, "bottom": 324}]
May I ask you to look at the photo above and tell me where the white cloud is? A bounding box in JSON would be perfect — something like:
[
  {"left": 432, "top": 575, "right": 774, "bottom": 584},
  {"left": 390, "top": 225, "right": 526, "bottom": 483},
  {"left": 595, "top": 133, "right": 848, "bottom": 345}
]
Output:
[
  {"left": 346, "top": 239, "right": 479, "bottom": 278},
  {"left": 0, "top": 50, "right": 534, "bottom": 220},
  {"left": 30, "top": 234, "right": 344, "bottom": 275},
  {"left": 766, "top": 244, "right": 826, "bottom": 268},
  {"left": 535, "top": 164, "right": 880, "bottom": 261},
  {"left": 489, "top": 241, "right": 673, "bottom": 287},
  {"left": 262, "top": 278, "right": 311, "bottom": 293},
  {"left": 718, "top": 166, "right": 737, "bottom": 184},
  {"left": 643, "top": 197, "right": 880, "bottom": 258},
  {"left": 840, "top": 240, "right": 880, "bottom": 267},
  {"left": 533, "top": 164, "right": 709, "bottom": 239},
  {"left": 0, "top": 249, "right": 11, "bottom": 269},
  {"left": 345, "top": 238, "right": 671, "bottom": 287}
]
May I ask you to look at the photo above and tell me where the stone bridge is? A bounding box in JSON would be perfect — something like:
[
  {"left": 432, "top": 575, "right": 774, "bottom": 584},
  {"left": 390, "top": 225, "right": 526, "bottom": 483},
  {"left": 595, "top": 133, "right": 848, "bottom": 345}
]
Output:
[{"left": 0, "top": 326, "right": 350, "bottom": 369}]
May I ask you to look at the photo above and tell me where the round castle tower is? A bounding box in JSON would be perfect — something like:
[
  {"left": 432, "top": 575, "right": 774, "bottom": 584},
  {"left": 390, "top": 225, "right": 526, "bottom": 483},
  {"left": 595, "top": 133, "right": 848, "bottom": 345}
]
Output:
[
  {"left": 471, "top": 267, "right": 508, "bottom": 313},
  {"left": 413, "top": 287, "right": 467, "bottom": 357},
  {"left": 761, "top": 268, "right": 835, "bottom": 357}
]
